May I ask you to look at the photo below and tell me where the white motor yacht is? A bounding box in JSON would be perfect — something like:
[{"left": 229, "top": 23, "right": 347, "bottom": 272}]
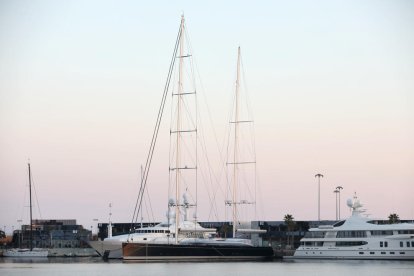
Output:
[{"left": 291, "top": 195, "right": 414, "bottom": 260}]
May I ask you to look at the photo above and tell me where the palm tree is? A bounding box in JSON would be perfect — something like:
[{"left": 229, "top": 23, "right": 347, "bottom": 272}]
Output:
[
  {"left": 284, "top": 214, "right": 295, "bottom": 248},
  {"left": 219, "top": 224, "right": 232, "bottom": 238},
  {"left": 388, "top": 213, "right": 400, "bottom": 224}
]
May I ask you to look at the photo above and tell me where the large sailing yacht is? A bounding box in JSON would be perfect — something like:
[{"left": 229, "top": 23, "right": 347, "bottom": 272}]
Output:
[
  {"left": 291, "top": 194, "right": 414, "bottom": 260},
  {"left": 122, "top": 15, "right": 273, "bottom": 261}
]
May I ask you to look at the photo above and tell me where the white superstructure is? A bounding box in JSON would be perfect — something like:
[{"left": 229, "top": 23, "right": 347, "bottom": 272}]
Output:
[
  {"left": 89, "top": 199, "right": 217, "bottom": 259},
  {"left": 293, "top": 195, "right": 414, "bottom": 260}
]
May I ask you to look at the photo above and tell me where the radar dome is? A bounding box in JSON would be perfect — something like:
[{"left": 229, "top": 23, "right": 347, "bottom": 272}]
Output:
[
  {"left": 183, "top": 193, "right": 189, "bottom": 204},
  {"left": 346, "top": 198, "right": 353, "bottom": 208},
  {"left": 168, "top": 198, "right": 175, "bottom": 206}
]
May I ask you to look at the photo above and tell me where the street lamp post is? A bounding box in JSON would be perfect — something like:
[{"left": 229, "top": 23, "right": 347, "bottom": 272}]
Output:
[
  {"left": 17, "top": 220, "right": 22, "bottom": 248},
  {"left": 334, "top": 190, "right": 339, "bottom": 220},
  {"left": 336, "top": 186, "right": 343, "bottom": 220},
  {"left": 93, "top": 219, "right": 99, "bottom": 235},
  {"left": 315, "top": 173, "right": 324, "bottom": 222}
]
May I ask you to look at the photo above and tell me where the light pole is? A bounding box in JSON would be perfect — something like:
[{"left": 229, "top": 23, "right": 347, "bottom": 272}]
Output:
[
  {"left": 315, "top": 173, "right": 324, "bottom": 222},
  {"left": 334, "top": 190, "right": 339, "bottom": 220},
  {"left": 17, "top": 220, "right": 22, "bottom": 248},
  {"left": 336, "top": 186, "right": 343, "bottom": 220},
  {"left": 93, "top": 219, "right": 99, "bottom": 235}
]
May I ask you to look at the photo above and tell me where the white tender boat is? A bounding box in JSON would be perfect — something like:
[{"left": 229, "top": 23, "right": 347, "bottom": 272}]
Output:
[
  {"left": 3, "top": 248, "right": 48, "bottom": 257},
  {"left": 292, "top": 195, "right": 414, "bottom": 260}
]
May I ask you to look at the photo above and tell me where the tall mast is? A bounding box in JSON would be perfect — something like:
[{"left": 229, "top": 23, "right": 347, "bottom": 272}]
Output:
[
  {"left": 28, "top": 162, "right": 33, "bottom": 251},
  {"left": 175, "top": 15, "right": 185, "bottom": 244},
  {"left": 232, "top": 46, "right": 241, "bottom": 238}
]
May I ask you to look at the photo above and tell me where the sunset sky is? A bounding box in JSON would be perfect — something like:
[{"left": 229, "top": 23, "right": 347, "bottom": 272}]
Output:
[{"left": 1, "top": 0, "right": 413, "bottom": 234}]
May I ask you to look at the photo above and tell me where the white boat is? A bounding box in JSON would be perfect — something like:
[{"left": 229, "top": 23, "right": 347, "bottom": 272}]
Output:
[
  {"left": 3, "top": 162, "right": 48, "bottom": 258},
  {"left": 3, "top": 248, "right": 48, "bottom": 257},
  {"left": 291, "top": 194, "right": 414, "bottom": 260}
]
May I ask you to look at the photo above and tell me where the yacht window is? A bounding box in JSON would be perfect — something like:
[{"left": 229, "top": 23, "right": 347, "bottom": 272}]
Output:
[
  {"left": 336, "top": 231, "right": 366, "bottom": 238},
  {"left": 316, "top": 242, "right": 324, "bottom": 246},
  {"left": 381, "top": 252, "right": 386, "bottom": 254},
  {"left": 335, "top": 241, "right": 368, "bottom": 247},
  {"left": 371, "top": 230, "right": 393, "bottom": 236},
  {"left": 390, "top": 252, "right": 395, "bottom": 255},
  {"left": 412, "top": 242, "right": 414, "bottom": 247},
  {"left": 359, "top": 252, "right": 364, "bottom": 255},
  {"left": 400, "top": 241, "right": 403, "bottom": 247},
  {"left": 370, "top": 252, "right": 375, "bottom": 255},
  {"left": 380, "top": 241, "right": 383, "bottom": 247},
  {"left": 304, "top": 231, "right": 326, "bottom": 238},
  {"left": 333, "top": 220, "right": 346, "bottom": 227},
  {"left": 398, "top": 230, "right": 414, "bottom": 234},
  {"left": 407, "top": 242, "right": 411, "bottom": 247},
  {"left": 384, "top": 241, "right": 388, "bottom": 247},
  {"left": 400, "top": 252, "right": 405, "bottom": 255}
]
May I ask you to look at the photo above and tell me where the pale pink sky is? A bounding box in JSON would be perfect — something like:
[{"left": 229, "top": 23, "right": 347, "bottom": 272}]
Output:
[{"left": 1, "top": 0, "right": 413, "bottom": 233}]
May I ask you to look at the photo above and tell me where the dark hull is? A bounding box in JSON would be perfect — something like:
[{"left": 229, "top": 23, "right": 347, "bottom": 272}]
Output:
[{"left": 122, "top": 242, "right": 274, "bottom": 262}]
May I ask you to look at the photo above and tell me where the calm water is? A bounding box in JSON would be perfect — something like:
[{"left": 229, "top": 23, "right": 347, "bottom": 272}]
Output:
[{"left": 0, "top": 258, "right": 413, "bottom": 276}]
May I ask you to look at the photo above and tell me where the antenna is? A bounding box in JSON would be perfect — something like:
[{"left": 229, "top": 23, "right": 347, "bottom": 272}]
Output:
[{"left": 108, "top": 203, "right": 113, "bottom": 238}]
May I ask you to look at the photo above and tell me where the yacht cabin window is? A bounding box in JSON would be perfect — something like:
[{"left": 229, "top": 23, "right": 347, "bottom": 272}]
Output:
[
  {"left": 371, "top": 230, "right": 393, "bottom": 236},
  {"left": 336, "top": 231, "right": 366, "bottom": 238}
]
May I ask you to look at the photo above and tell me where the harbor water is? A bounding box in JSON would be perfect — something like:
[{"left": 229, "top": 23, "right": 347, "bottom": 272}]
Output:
[{"left": 0, "top": 258, "right": 413, "bottom": 276}]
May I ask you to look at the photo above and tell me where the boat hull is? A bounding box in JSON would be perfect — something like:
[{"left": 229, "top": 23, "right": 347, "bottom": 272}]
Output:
[
  {"left": 122, "top": 242, "right": 274, "bottom": 262},
  {"left": 88, "top": 240, "right": 122, "bottom": 259},
  {"left": 290, "top": 248, "right": 414, "bottom": 260},
  {"left": 3, "top": 248, "right": 48, "bottom": 257}
]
